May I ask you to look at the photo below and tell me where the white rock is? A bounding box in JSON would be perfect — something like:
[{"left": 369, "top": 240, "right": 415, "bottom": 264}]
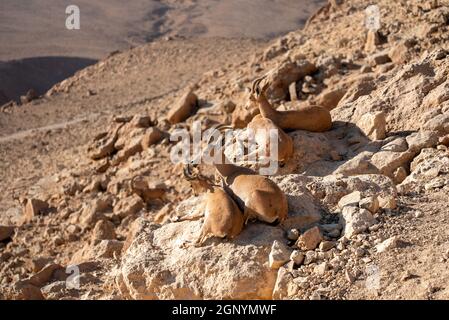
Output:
[
  {"left": 340, "top": 207, "right": 376, "bottom": 238},
  {"left": 378, "top": 196, "right": 397, "bottom": 210},
  {"left": 118, "top": 220, "right": 284, "bottom": 299},
  {"left": 269, "top": 240, "right": 291, "bottom": 269},
  {"left": 290, "top": 250, "right": 305, "bottom": 265},
  {"left": 357, "top": 111, "right": 387, "bottom": 140},
  {"left": 359, "top": 196, "right": 380, "bottom": 214},
  {"left": 376, "top": 236, "right": 401, "bottom": 253},
  {"left": 338, "top": 191, "right": 362, "bottom": 209}
]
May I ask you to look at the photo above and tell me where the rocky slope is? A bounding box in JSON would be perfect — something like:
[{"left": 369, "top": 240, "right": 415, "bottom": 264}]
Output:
[{"left": 1, "top": 0, "right": 449, "bottom": 300}]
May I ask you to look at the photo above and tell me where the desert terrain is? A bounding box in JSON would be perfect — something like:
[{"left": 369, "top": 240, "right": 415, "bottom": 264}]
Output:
[
  {"left": 1, "top": 0, "right": 449, "bottom": 300},
  {"left": 0, "top": 0, "right": 323, "bottom": 104}
]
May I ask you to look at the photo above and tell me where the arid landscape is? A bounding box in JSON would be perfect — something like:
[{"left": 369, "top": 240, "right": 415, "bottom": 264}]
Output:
[
  {"left": 0, "top": 0, "right": 323, "bottom": 104},
  {"left": 1, "top": 0, "right": 449, "bottom": 300}
]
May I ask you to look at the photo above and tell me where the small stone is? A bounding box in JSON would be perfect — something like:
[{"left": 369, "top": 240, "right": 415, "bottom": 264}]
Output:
[
  {"left": 310, "top": 291, "right": 321, "bottom": 300},
  {"left": 368, "top": 51, "right": 391, "bottom": 66},
  {"left": 96, "top": 240, "right": 124, "bottom": 259},
  {"left": 357, "top": 111, "right": 387, "bottom": 140},
  {"left": 92, "top": 220, "right": 116, "bottom": 241},
  {"left": 364, "top": 30, "right": 380, "bottom": 53},
  {"left": 362, "top": 257, "right": 372, "bottom": 263},
  {"left": 376, "top": 236, "right": 401, "bottom": 253},
  {"left": 359, "top": 196, "right": 380, "bottom": 214},
  {"left": 289, "top": 250, "right": 305, "bottom": 266},
  {"left": 296, "top": 226, "right": 323, "bottom": 251},
  {"left": 414, "top": 211, "right": 424, "bottom": 218},
  {"left": 286, "top": 229, "right": 300, "bottom": 241},
  {"left": 340, "top": 207, "right": 376, "bottom": 238},
  {"left": 393, "top": 167, "right": 408, "bottom": 184},
  {"left": 319, "top": 241, "right": 336, "bottom": 252},
  {"left": 304, "top": 251, "right": 317, "bottom": 265},
  {"left": 113, "top": 195, "right": 144, "bottom": 218},
  {"left": 167, "top": 90, "right": 198, "bottom": 124},
  {"left": 378, "top": 196, "right": 397, "bottom": 210},
  {"left": 338, "top": 191, "right": 362, "bottom": 208},
  {"left": 314, "top": 262, "right": 329, "bottom": 275},
  {"left": 401, "top": 270, "right": 417, "bottom": 281},
  {"left": 269, "top": 240, "right": 291, "bottom": 269}
]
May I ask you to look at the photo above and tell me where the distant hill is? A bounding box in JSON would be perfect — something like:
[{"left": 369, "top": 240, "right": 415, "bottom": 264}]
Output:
[{"left": 0, "top": 0, "right": 325, "bottom": 61}]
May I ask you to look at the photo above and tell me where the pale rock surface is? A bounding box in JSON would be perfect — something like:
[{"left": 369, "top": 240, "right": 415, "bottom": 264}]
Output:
[{"left": 117, "top": 220, "right": 284, "bottom": 299}]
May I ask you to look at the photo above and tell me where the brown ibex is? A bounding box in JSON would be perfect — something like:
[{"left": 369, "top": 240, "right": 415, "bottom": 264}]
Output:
[
  {"left": 246, "top": 79, "right": 294, "bottom": 165},
  {"left": 183, "top": 164, "right": 244, "bottom": 244},
  {"left": 251, "top": 75, "right": 332, "bottom": 132},
  {"left": 201, "top": 125, "right": 288, "bottom": 224}
]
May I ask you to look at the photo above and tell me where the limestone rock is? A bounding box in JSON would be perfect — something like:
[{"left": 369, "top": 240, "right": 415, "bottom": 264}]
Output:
[
  {"left": 378, "top": 196, "right": 397, "bottom": 210},
  {"left": 368, "top": 51, "right": 391, "bottom": 66},
  {"left": 167, "top": 90, "right": 198, "bottom": 124},
  {"left": 92, "top": 220, "right": 116, "bottom": 241},
  {"left": 96, "top": 240, "right": 124, "bottom": 259},
  {"left": 357, "top": 111, "right": 386, "bottom": 140},
  {"left": 371, "top": 150, "right": 415, "bottom": 178},
  {"left": 388, "top": 41, "right": 413, "bottom": 65},
  {"left": 340, "top": 207, "right": 375, "bottom": 238},
  {"left": 117, "top": 220, "right": 284, "bottom": 299},
  {"left": 318, "top": 87, "right": 346, "bottom": 110},
  {"left": 269, "top": 240, "right": 291, "bottom": 269},
  {"left": 113, "top": 195, "right": 144, "bottom": 219},
  {"left": 266, "top": 60, "right": 317, "bottom": 101},
  {"left": 359, "top": 196, "right": 380, "bottom": 214},
  {"left": 338, "top": 191, "right": 362, "bottom": 209},
  {"left": 290, "top": 250, "right": 305, "bottom": 265},
  {"left": 376, "top": 236, "right": 401, "bottom": 253},
  {"left": 364, "top": 30, "right": 381, "bottom": 53},
  {"left": 272, "top": 266, "right": 294, "bottom": 300},
  {"left": 296, "top": 226, "right": 322, "bottom": 251},
  {"left": 406, "top": 131, "right": 439, "bottom": 153},
  {"left": 273, "top": 175, "right": 322, "bottom": 229}
]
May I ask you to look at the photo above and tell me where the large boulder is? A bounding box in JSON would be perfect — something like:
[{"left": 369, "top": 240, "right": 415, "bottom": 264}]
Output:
[{"left": 117, "top": 220, "right": 285, "bottom": 299}]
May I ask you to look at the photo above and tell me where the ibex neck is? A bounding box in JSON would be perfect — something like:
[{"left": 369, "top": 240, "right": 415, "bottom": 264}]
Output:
[
  {"left": 214, "top": 162, "right": 241, "bottom": 180},
  {"left": 258, "top": 95, "right": 278, "bottom": 120}
]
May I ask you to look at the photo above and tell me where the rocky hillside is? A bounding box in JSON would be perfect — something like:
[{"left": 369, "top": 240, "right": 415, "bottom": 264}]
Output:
[{"left": 1, "top": 0, "right": 449, "bottom": 300}]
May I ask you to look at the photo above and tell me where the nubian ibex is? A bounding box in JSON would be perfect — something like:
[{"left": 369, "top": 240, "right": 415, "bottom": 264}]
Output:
[
  {"left": 250, "top": 75, "right": 332, "bottom": 132},
  {"left": 183, "top": 164, "right": 244, "bottom": 244},
  {"left": 246, "top": 79, "right": 294, "bottom": 165},
  {"left": 202, "top": 125, "right": 288, "bottom": 224}
]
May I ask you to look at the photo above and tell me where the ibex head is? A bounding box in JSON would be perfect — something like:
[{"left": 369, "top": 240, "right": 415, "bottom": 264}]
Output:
[
  {"left": 249, "top": 75, "right": 270, "bottom": 102},
  {"left": 183, "top": 163, "right": 215, "bottom": 195}
]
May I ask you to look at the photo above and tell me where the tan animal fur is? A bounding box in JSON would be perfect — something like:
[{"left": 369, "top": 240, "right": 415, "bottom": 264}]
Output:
[
  {"left": 184, "top": 165, "right": 244, "bottom": 245},
  {"left": 251, "top": 76, "right": 332, "bottom": 132}
]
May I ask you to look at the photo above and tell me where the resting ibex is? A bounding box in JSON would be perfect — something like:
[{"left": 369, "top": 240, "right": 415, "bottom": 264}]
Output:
[
  {"left": 251, "top": 76, "right": 332, "bottom": 132},
  {"left": 246, "top": 80, "right": 294, "bottom": 165},
  {"left": 203, "top": 126, "right": 288, "bottom": 224},
  {"left": 183, "top": 164, "right": 244, "bottom": 244}
]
